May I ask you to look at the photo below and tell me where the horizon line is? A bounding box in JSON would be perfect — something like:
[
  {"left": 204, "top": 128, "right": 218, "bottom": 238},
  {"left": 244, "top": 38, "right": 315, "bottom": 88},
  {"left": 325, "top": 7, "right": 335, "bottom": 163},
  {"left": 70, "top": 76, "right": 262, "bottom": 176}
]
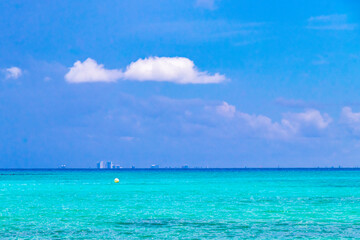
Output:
[{"left": 1, "top": 167, "right": 359, "bottom": 170}]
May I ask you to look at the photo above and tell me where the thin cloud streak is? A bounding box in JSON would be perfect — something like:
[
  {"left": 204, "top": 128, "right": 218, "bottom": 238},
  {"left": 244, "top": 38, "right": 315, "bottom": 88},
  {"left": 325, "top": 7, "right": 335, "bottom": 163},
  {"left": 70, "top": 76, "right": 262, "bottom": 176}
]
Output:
[
  {"left": 195, "top": 0, "right": 217, "bottom": 10},
  {"left": 307, "top": 14, "right": 357, "bottom": 30}
]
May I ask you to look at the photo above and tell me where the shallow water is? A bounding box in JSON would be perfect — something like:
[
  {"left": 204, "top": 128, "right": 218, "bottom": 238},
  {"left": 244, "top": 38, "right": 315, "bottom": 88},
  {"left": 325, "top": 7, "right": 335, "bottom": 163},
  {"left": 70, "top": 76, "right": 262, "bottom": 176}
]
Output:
[{"left": 1, "top": 169, "right": 360, "bottom": 239}]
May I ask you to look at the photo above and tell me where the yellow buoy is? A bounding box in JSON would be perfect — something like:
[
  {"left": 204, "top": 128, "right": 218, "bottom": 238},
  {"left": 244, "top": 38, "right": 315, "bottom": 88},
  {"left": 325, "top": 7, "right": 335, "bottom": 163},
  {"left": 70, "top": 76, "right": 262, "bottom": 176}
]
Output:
[{"left": 114, "top": 178, "right": 119, "bottom": 183}]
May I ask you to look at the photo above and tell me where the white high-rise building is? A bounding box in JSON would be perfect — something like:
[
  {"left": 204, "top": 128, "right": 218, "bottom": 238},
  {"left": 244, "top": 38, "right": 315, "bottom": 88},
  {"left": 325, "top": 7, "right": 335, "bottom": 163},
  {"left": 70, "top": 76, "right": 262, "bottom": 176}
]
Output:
[
  {"left": 97, "top": 161, "right": 106, "bottom": 169},
  {"left": 106, "top": 161, "right": 114, "bottom": 169}
]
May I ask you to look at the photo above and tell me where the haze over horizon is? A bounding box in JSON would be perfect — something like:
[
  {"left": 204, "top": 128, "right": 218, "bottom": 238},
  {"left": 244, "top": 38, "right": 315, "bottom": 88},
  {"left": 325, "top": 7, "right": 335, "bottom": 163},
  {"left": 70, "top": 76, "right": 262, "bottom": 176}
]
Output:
[{"left": 1, "top": 0, "right": 360, "bottom": 168}]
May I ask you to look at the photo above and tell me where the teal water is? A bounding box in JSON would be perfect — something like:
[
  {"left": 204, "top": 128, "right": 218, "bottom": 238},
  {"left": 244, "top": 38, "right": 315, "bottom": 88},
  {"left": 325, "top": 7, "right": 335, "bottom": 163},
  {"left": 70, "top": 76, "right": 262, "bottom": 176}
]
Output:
[{"left": 1, "top": 169, "right": 360, "bottom": 239}]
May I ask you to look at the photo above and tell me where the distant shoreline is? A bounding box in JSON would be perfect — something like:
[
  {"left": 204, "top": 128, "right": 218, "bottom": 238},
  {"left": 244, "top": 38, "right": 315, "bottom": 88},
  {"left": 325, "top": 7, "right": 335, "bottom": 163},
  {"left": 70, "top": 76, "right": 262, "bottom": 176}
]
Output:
[{"left": 1, "top": 167, "right": 360, "bottom": 171}]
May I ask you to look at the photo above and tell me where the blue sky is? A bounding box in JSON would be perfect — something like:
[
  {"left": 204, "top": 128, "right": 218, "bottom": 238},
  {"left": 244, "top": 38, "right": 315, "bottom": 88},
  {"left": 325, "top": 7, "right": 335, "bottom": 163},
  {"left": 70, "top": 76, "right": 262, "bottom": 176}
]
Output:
[{"left": 1, "top": 0, "right": 360, "bottom": 168}]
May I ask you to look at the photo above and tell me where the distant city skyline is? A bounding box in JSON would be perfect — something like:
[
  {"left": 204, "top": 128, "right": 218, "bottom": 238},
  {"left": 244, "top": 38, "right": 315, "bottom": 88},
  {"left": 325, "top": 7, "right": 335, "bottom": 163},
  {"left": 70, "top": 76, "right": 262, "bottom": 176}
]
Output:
[
  {"left": 96, "top": 161, "right": 122, "bottom": 169},
  {"left": 95, "top": 161, "right": 192, "bottom": 169},
  {"left": 1, "top": 1, "right": 360, "bottom": 168}
]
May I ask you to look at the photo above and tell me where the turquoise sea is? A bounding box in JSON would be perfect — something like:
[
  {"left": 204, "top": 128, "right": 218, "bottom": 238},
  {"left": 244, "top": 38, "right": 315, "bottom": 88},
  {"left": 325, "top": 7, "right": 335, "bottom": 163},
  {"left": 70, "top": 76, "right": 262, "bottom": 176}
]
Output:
[{"left": 1, "top": 169, "right": 360, "bottom": 239}]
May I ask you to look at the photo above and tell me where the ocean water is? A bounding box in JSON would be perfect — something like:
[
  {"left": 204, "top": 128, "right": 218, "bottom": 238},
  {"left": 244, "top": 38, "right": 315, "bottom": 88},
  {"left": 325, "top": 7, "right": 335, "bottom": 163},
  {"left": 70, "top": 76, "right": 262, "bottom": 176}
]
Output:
[{"left": 1, "top": 169, "right": 360, "bottom": 239}]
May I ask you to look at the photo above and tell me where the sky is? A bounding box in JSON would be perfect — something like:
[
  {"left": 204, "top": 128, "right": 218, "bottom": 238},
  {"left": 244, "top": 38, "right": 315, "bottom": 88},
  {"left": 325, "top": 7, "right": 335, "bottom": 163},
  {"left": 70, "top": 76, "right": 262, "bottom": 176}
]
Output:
[{"left": 1, "top": 0, "right": 360, "bottom": 168}]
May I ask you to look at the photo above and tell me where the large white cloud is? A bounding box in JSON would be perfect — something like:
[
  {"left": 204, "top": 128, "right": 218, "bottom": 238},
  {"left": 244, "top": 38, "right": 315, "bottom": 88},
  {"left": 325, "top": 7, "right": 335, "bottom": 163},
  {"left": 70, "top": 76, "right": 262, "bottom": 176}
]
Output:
[
  {"left": 124, "top": 57, "right": 225, "bottom": 84},
  {"left": 65, "top": 58, "right": 122, "bottom": 83},
  {"left": 65, "top": 57, "right": 226, "bottom": 84},
  {"left": 5, "top": 67, "right": 22, "bottom": 79}
]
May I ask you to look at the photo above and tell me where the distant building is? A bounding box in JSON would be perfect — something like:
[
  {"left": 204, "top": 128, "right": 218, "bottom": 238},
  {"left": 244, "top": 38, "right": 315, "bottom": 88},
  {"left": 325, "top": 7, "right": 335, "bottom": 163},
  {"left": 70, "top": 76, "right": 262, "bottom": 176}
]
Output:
[
  {"left": 182, "top": 165, "right": 189, "bottom": 169},
  {"left": 151, "top": 164, "right": 159, "bottom": 169},
  {"left": 59, "top": 164, "right": 66, "bottom": 169},
  {"left": 106, "top": 161, "right": 114, "bottom": 169},
  {"left": 97, "top": 161, "right": 106, "bottom": 169},
  {"left": 131, "top": 165, "right": 135, "bottom": 169}
]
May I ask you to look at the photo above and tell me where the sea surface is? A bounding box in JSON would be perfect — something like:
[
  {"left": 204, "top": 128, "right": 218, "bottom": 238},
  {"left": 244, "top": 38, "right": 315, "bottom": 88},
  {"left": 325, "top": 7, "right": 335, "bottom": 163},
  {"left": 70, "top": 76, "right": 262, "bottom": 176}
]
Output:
[{"left": 1, "top": 169, "right": 360, "bottom": 239}]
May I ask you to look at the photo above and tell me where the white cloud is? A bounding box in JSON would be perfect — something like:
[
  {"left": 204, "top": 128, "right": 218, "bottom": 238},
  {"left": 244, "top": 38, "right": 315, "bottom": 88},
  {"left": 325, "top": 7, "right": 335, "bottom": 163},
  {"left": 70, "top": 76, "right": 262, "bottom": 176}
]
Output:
[
  {"left": 307, "top": 14, "right": 356, "bottom": 30},
  {"left": 123, "top": 57, "right": 225, "bottom": 84},
  {"left": 195, "top": 0, "right": 216, "bottom": 10},
  {"left": 341, "top": 107, "right": 360, "bottom": 133},
  {"left": 245, "top": 109, "right": 331, "bottom": 138},
  {"left": 65, "top": 57, "right": 226, "bottom": 84},
  {"left": 65, "top": 58, "right": 122, "bottom": 83},
  {"left": 238, "top": 112, "right": 291, "bottom": 139},
  {"left": 283, "top": 109, "right": 332, "bottom": 130},
  {"left": 5, "top": 67, "right": 22, "bottom": 79},
  {"left": 281, "top": 109, "right": 332, "bottom": 137},
  {"left": 214, "top": 103, "right": 332, "bottom": 139},
  {"left": 216, "top": 101, "right": 236, "bottom": 118}
]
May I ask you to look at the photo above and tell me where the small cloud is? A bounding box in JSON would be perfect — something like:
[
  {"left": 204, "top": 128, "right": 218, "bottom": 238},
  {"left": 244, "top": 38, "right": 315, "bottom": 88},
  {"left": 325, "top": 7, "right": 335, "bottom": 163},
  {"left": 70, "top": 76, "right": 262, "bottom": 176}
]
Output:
[
  {"left": 4, "top": 67, "right": 22, "bottom": 79},
  {"left": 340, "top": 107, "right": 360, "bottom": 133},
  {"left": 65, "top": 58, "right": 122, "bottom": 83},
  {"left": 216, "top": 101, "right": 236, "bottom": 118},
  {"left": 44, "top": 76, "right": 51, "bottom": 82},
  {"left": 65, "top": 57, "right": 226, "bottom": 84},
  {"left": 195, "top": 0, "right": 216, "bottom": 10},
  {"left": 307, "top": 14, "right": 356, "bottom": 30}
]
